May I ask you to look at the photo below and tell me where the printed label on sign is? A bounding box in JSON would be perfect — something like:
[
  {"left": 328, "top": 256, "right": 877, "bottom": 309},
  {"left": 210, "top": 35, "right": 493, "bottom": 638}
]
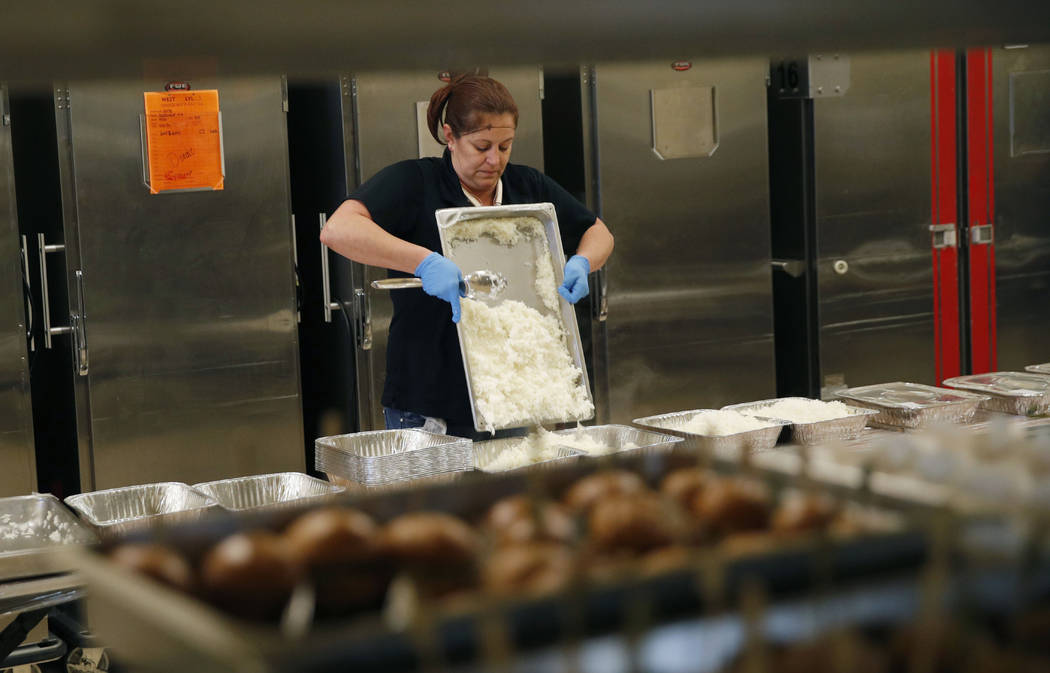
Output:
[
  {"left": 143, "top": 89, "right": 223, "bottom": 194},
  {"left": 164, "top": 81, "right": 191, "bottom": 91},
  {"left": 671, "top": 61, "right": 692, "bottom": 72}
]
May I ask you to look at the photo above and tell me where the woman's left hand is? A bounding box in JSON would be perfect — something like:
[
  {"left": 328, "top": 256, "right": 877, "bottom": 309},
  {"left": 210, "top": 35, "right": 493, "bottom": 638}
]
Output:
[{"left": 558, "top": 255, "right": 591, "bottom": 304}]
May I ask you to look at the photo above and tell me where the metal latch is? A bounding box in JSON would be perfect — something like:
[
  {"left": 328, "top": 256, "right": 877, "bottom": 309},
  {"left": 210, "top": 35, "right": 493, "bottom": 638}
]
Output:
[
  {"left": 929, "top": 224, "right": 957, "bottom": 249},
  {"left": 771, "top": 259, "right": 806, "bottom": 278},
  {"left": 971, "top": 224, "right": 994, "bottom": 245}
]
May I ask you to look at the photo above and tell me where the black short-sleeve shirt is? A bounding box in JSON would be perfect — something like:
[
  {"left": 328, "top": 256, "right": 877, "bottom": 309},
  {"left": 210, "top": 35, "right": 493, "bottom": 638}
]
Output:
[{"left": 349, "top": 149, "right": 597, "bottom": 426}]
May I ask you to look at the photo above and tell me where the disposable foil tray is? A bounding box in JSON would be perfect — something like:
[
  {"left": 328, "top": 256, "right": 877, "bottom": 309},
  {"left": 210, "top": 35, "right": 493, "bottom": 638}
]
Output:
[
  {"left": 435, "top": 203, "right": 594, "bottom": 432},
  {"left": 0, "top": 494, "right": 97, "bottom": 582},
  {"left": 548, "top": 424, "right": 683, "bottom": 456},
  {"left": 64, "top": 483, "right": 218, "bottom": 538},
  {"left": 942, "top": 372, "right": 1050, "bottom": 416},
  {"left": 1026, "top": 363, "right": 1050, "bottom": 376},
  {"left": 192, "top": 472, "right": 345, "bottom": 512},
  {"left": 314, "top": 429, "right": 473, "bottom": 486},
  {"left": 837, "top": 382, "right": 989, "bottom": 428},
  {"left": 722, "top": 397, "right": 877, "bottom": 445},
  {"left": 632, "top": 409, "right": 789, "bottom": 456},
  {"left": 473, "top": 438, "right": 585, "bottom": 474}
]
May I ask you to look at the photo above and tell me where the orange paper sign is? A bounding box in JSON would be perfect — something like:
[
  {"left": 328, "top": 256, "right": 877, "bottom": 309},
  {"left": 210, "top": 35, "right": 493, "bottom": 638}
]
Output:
[{"left": 143, "top": 90, "right": 224, "bottom": 193}]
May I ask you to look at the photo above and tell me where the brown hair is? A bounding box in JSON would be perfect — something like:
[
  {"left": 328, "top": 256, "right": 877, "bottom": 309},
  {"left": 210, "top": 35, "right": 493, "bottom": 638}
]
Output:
[{"left": 426, "top": 75, "right": 519, "bottom": 145}]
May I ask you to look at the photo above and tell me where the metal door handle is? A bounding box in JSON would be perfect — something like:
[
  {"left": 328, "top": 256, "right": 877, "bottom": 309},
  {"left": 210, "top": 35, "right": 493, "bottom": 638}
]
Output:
[
  {"left": 371, "top": 278, "right": 423, "bottom": 290},
  {"left": 355, "top": 288, "right": 372, "bottom": 351},
  {"left": 72, "top": 270, "right": 88, "bottom": 376},
  {"left": 37, "top": 233, "right": 71, "bottom": 348},
  {"left": 594, "top": 267, "right": 608, "bottom": 322},
  {"left": 318, "top": 213, "right": 341, "bottom": 323}
]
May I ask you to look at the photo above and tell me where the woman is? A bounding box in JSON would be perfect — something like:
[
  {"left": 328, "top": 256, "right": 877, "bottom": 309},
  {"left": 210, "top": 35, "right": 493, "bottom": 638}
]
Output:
[{"left": 320, "top": 75, "right": 614, "bottom": 439}]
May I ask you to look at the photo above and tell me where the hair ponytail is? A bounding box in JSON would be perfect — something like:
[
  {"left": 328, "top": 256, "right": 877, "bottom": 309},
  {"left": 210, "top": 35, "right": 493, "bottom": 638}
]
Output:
[{"left": 426, "top": 75, "right": 518, "bottom": 146}]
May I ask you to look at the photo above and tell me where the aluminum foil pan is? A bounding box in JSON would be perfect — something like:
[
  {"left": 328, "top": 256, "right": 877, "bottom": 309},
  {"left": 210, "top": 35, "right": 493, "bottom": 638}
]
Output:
[
  {"left": 722, "top": 397, "right": 877, "bottom": 445},
  {"left": 632, "top": 409, "right": 789, "bottom": 455},
  {"left": 0, "top": 494, "right": 98, "bottom": 582},
  {"left": 314, "top": 429, "right": 473, "bottom": 486},
  {"left": 325, "top": 472, "right": 467, "bottom": 494},
  {"left": 192, "top": 472, "right": 345, "bottom": 512},
  {"left": 65, "top": 483, "right": 218, "bottom": 538},
  {"left": 1026, "top": 363, "right": 1050, "bottom": 376},
  {"left": 548, "top": 424, "right": 683, "bottom": 456},
  {"left": 943, "top": 372, "right": 1050, "bottom": 416},
  {"left": 837, "top": 382, "right": 990, "bottom": 428},
  {"left": 435, "top": 203, "right": 594, "bottom": 432},
  {"left": 473, "top": 438, "right": 585, "bottom": 474}
]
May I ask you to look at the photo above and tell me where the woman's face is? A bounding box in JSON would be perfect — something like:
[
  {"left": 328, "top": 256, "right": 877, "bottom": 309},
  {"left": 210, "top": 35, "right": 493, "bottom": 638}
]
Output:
[{"left": 444, "top": 112, "right": 516, "bottom": 198}]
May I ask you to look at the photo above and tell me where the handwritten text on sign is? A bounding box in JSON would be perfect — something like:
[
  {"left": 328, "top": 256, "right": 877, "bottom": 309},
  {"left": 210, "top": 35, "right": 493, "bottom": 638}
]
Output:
[{"left": 143, "top": 90, "right": 223, "bottom": 193}]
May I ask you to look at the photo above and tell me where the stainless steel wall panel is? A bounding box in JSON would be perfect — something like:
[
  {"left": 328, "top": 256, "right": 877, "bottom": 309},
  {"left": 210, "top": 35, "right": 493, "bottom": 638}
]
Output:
[
  {"left": 0, "top": 83, "right": 37, "bottom": 496},
  {"left": 61, "top": 77, "right": 303, "bottom": 489},
  {"left": 992, "top": 45, "right": 1050, "bottom": 370},
  {"left": 587, "top": 59, "right": 776, "bottom": 421},
  {"left": 348, "top": 67, "right": 545, "bottom": 430},
  {"left": 813, "top": 51, "right": 936, "bottom": 388}
]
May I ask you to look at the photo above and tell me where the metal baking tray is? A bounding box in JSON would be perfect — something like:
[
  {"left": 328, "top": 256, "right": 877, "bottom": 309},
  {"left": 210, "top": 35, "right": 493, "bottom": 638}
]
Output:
[
  {"left": 473, "top": 438, "right": 585, "bottom": 474},
  {"left": 837, "top": 382, "right": 990, "bottom": 428},
  {"left": 1026, "top": 362, "right": 1050, "bottom": 376},
  {"left": 192, "top": 473, "right": 345, "bottom": 512},
  {"left": 64, "top": 483, "right": 219, "bottom": 538},
  {"left": 547, "top": 423, "right": 684, "bottom": 456},
  {"left": 435, "top": 203, "right": 594, "bottom": 432},
  {"left": 722, "top": 397, "right": 877, "bottom": 445},
  {"left": 0, "top": 494, "right": 97, "bottom": 582},
  {"left": 942, "top": 372, "right": 1050, "bottom": 416},
  {"left": 632, "top": 409, "right": 789, "bottom": 456},
  {"left": 314, "top": 429, "right": 473, "bottom": 486}
]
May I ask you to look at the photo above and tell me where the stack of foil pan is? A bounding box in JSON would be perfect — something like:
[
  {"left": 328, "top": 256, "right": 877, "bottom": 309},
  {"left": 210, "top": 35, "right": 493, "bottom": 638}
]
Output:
[
  {"left": 314, "top": 429, "right": 473, "bottom": 486},
  {"left": 65, "top": 482, "right": 218, "bottom": 538},
  {"left": 473, "top": 438, "right": 585, "bottom": 474},
  {"left": 547, "top": 424, "right": 683, "bottom": 456},
  {"left": 1026, "top": 363, "right": 1050, "bottom": 376},
  {"left": 193, "top": 472, "right": 345, "bottom": 512},
  {"left": 943, "top": 372, "right": 1050, "bottom": 416},
  {"left": 723, "top": 397, "right": 877, "bottom": 445},
  {"left": 0, "top": 494, "right": 98, "bottom": 581},
  {"left": 837, "top": 382, "right": 989, "bottom": 428},
  {"left": 633, "top": 409, "right": 789, "bottom": 456}
]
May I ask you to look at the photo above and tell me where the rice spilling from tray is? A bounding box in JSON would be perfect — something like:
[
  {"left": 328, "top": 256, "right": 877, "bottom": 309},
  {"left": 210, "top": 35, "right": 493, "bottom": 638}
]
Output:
[
  {"left": 478, "top": 427, "right": 636, "bottom": 471},
  {"left": 680, "top": 410, "right": 777, "bottom": 436},
  {"left": 460, "top": 299, "right": 593, "bottom": 431},
  {"left": 739, "top": 398, "right": 856, "bottom": 423}
]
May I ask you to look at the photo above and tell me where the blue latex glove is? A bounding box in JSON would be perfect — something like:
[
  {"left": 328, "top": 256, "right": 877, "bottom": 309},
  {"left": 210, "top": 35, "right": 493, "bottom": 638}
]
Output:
[
  {"left": 415, "top": 252, "right": 465, "bottom": 322},
  {"left": 558, "top": 254, "right": 591, "bottom": 304}
]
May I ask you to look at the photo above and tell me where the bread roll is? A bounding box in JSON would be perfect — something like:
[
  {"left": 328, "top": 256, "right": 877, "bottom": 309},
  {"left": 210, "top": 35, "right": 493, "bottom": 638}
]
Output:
[
  {"left": 380, "top": 512, "right": 479, "bottom": 564},
  {"left": 284, "top": 507, "right": 378, "bottom": 565},
  {"left": 692, "top": 478, "right": 771, "bottom": 537},
  {"left": 660, "top": 468, "right": 713, "bottom": 510},
  {"left": 108, "top": 543, "right": 195, "bottom": 593},
  {"left": 588, "top": 492, "right": 683, "bottom": 553},
  {"left": 563, "top": 470, "right": 647, "bottom": 513},
  {"left": 771, "top": 493, "right": 839, "bottom": 534},
  {"left": 200, "top": 531, "right": 299, "bottom": 620},
  {"left": 482, "top": 495, "right": 575, "bottom": 546},
  {"left": 482, "top": 543, "right": 575, "bottom": 596}
]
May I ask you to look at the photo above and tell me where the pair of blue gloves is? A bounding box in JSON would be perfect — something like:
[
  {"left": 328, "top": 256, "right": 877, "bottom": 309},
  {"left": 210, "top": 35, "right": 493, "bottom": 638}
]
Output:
[{"left": 414, "top": 252, "right": 591, "bottom": 323}]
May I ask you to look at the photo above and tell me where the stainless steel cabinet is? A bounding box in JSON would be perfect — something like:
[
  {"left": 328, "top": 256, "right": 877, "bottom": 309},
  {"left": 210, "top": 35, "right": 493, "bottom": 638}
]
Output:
[
  {"left": 338, "top": 68, "right": 545, "bottom": 430},
  {"left": 0, "top": 83, "right": 36, "bottom": 496},
  {"left": 812, "top": 51, "right": 936, "bottom": 388},
  {"left": 51, "top": 77, "right": 303, "bottom": 490},
  {"left": 992, "top": 45, "right": 1050, "bottom": 370},
  {"left": 582, "top": 59, "right": 777, "bottom": 421}
]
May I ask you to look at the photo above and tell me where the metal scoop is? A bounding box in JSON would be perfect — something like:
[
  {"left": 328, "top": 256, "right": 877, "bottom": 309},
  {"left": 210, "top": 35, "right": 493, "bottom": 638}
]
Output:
[{"left": 371, "top": 269, "right": 507, "bottom": 300}]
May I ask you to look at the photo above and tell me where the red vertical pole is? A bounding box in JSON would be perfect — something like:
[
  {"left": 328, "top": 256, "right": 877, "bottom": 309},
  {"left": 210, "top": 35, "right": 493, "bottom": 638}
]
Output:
[
  {"left": 930, "top": 50, "right": 961, "bottom": 383},
  {"left": 966, "top": 48, "right": 997, "bottom": 373}
]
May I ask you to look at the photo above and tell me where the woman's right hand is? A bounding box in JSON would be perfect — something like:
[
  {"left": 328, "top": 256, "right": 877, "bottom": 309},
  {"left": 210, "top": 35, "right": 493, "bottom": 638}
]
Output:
[{"left": 415, "top": 252, "right": 466, "bottom": 322}]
